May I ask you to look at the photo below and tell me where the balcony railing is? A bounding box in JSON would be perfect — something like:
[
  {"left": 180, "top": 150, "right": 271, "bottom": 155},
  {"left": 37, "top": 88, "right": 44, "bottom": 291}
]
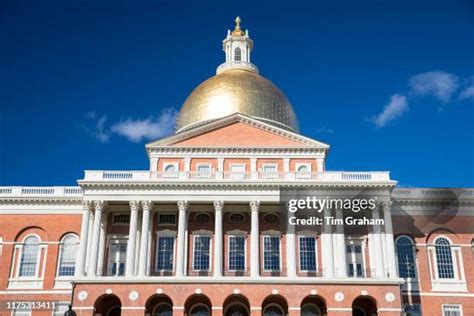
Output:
[
  {"left": 0, "top": 186, "right": 83, "bottom": 198},
  {"left": 81, "top": 170, "right": 392, "bottom": 183},
  {"left": 392, "top": 188, "right": 474, "bottom": 200}
]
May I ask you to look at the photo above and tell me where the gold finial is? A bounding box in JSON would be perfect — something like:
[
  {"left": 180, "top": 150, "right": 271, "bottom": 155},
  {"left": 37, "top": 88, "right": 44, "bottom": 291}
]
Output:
[{"left": 231, "top": 16, "right": 245, "bottom": 36}]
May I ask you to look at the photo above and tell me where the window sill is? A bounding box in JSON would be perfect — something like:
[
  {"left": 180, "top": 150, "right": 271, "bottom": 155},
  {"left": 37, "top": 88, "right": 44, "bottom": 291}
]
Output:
[
  {"left": 431, "top": 280, "right": 467, "bottom": 292},
  {"left": 54, "top": 278, "right": 74, "bottom": 289},
  {"left": 8, "top": 278, "right": 43, "bottom": 289}
]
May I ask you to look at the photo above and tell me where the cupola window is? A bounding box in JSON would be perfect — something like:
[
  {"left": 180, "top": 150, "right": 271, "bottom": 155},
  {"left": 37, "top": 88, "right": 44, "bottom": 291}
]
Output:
[{"left": 234, "top": 48, "right": 242, "bottom": 62}]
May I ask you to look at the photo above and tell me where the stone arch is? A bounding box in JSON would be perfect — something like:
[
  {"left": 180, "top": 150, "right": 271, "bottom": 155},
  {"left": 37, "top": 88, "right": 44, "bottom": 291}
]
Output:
[
  {"left": 426, "top": 228, "right": 461, "bottom": 244},
  {"left": 145, "top": 294, "right": 173, "bottom": 316},
  {"left": 185, "top": 294, "right": 212, "bottom": 316},
  {"left": 351, "top": 296, "right": 377, "bottom": 316},
  {"left": 300, "top": 295, "right": 326, "bottom": 316},
  {"left": 223, "top": 294, "right": 250, "bottom": 316},
  {"left": 94, "top": 294, "right": 122, "bottom": 316},
  {"left": 15, "top": 226, "right": 49, "bottom": 242},
  {"left": 261, "top": 295, "right": 288, "bottom": 316}
]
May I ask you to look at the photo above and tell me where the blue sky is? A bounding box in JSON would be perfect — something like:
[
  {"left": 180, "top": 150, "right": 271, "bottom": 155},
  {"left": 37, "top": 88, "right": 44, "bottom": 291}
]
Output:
[{"left": 1, "top": 1, "right": 473, "bottom": 187}]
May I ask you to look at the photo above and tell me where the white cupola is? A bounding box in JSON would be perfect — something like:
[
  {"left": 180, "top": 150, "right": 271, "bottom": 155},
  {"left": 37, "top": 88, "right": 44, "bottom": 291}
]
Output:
[{"left": 217, "top": 17, "right": 258, "bottom": 74}]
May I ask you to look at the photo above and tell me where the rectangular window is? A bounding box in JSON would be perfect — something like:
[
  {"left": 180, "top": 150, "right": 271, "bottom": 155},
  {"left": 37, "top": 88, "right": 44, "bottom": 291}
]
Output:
[
  {"left": 156, "top": 236, "right": 175, "bottom": 271},
  {"left": 443, "top": 304, "right": 462, "bottom": 316},
  {"left": 108, "top": 242, "right": 127, "bottom": 276},
  {"left": 229, "top": 236, "right": 245, "bottom": 271},
  {"left": 346, "top": 243, "right": 363, "bottom": 277},
  {"left": 112, "top": 214, "right": 130, "bottom": 225},
  {"left": 193, "top": 236, "right": 211, "bottom": 271},
  {"left": 19, "top": 244, "right": 39, "bottom": 277},
  {"left": 263, "top": 236, "right": 280, "bottom": 271},
  {"left": 230, "top": 164, "right": 246, "bottom": 180},
  {"left": 52, "top": 302, "right": 69, "bottom": 315},
  {"left": 158, "top": 214, "right": 176, "bottom": 225},
  {"left": 299, "top": 236, "right": 317, "bottom": 271},
  {"left": 196, "top": 164, "right": 212, "bottom": 179}
]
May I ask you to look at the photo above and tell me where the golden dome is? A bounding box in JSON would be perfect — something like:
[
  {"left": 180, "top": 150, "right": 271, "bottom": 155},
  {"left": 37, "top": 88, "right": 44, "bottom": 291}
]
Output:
[{"left": 176, "top": 69, "right": 300, "bottom": 132}]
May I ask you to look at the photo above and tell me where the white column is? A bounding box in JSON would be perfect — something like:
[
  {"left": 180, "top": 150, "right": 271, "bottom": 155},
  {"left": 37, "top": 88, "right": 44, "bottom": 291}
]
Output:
[
  {"left": 334, "top": 209, "right": 347, "bottom": 277},
  {"left": 382, "top": 201, "right": 397, "bottom": 278},
  {"left": 125, "top": 201, "right": 139, "bottom": 276},
  {"left": 87, "top": 201, "right": 104, "bottom": 276},
  {"left": 250, "top": 158, "right": 257, "bottom": 180},
  {"left": 138, "top": 201, "right": 153, "bottom": 276},
  {"left": 321, "top": 208, "right": 334, "bottom": 277},
  {"left": 283, "top": 158, "right": 290, "bottom": 172},
  {"left": 134, "top": 211, "right": 142, "bottom": 276},
  {"left": 150, "top": 157, "right": 159, "bottom": 173},
  {"left": 286, "top": 208, "right": 297, "bottom": 277},
  {"left": 372, "top": 207, "right": 385, "bottom": 278},
  {"left": 213, "top": 201, "right": 224, "bottom": 277},
  {"left": 250, "top": 201, "right": 260, "bottom": 277},
  {"left": 316, "top": 157, "right": 325, "bottom": 172},
  {"left": 75, "top": 201, "right": 91, "bottom": 277},
  {"left": 84, "top": 211, "right": 94, "bottom": 274},
  {"left": 184, "top": 158, "right": 191, "bottom": 171},
  {"left": 96, "top": 211, "right": 108, "bottom": 276},
  {"left": 176, "top": 200, "right": 189, "bottom": 277}
]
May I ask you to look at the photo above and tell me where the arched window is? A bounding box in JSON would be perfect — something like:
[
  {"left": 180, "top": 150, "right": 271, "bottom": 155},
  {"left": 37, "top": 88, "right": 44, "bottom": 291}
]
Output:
[
  {"left": 263, "top": 305, "right": 284, "bottom": 316},
  {"left": 19, "top": 235, "right": 40, "bottom": 277},
  {"left": 190, "top": 304, "right": 210, "bottom": 316},
  {"left": 58, "top": 234, "right": 78, "bottom": 277},
  {"left": 225, "top": 304, "right": 248, "bottom": 316},
  {"left": 297, "top": 165, "right": 309, "bottom": 173},
  {"left": 301, "top": 304, "right": 321, "bottom": 316},
  {"left": 234, "top": 48, "right": 242, "bottom": 62},
  {"left": 435, "top": 237, "right": 455, "bottom": 279},
  {"left": 165, "top": 164, "right": 176, "bottom": 172},
  {"left": 154, "top": 303, "right": 172, "bottom": 316},
  {"left": 395, "top": 236, "right": 416, "bottom": 278}
]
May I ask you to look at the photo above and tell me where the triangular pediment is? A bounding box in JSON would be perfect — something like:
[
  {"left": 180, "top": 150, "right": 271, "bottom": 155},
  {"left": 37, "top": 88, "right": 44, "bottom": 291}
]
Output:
[{"left": 146, "top": 113, "right": 329, "bottom": 149}]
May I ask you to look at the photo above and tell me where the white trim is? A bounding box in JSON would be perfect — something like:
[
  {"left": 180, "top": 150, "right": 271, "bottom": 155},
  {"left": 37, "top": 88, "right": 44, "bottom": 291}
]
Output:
[
  {"left": 262, "top": 234, "right": 282, "bottom": 273},
  {"left": 56, "top": 234, "right": 79, "bottom": 279},
  {"left": 297, "top": 234, "right": 318, "bottom": 273},
  {"left": 155, "top": 232, "right": 176, "bottom": 272},
  {"left": 192, "top": 233, "right": 213, "bottom": 272},
  {"left": 227, "top": 234, "right": 247, "bottom": 272},
  {"left": 0, "top": 290, "right": 71, "bottom": 294},
  {"left": 442, "top": 304, "right": 463, "bottom": 316}
]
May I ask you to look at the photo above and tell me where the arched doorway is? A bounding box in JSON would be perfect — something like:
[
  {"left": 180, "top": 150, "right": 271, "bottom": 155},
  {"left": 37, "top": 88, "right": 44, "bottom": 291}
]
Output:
[
  {"left": 94, "top": 294, "right": 122, "bottom": 316},
  {"left": 223, "top": 294, "right": 250, "bottom": 316},
  {"left": 145, "top": 294, "right": 173, "bottom": 316},
  {"left": 262, "top": 295, "right": 288, "bottom": 316},
  {"left": 185, "top": 294, "right": 212, "bottom": 316},
  {"left": 352, "top": 296, "right": 377, "bottom": 316},
  {"left": 300, "top": 295, "right": 326, "bottom": 316}
]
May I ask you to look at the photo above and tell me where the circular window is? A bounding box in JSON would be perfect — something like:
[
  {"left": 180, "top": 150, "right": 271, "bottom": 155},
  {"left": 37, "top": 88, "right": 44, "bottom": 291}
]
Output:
[
  {"left": 264, "top": 213, "right": 279, "bottom": 223},
  {"left": 195, "top": 213, "right": 211, "bottom": 222},
  {"left": 229, "top": 213, "right": 245, "bottom": 222},
  {"left": 164, "top": 165, "right": 176, "bottom": 172},
  {"left": 297, "top": 165, "right": 310, "bottom": 173}
]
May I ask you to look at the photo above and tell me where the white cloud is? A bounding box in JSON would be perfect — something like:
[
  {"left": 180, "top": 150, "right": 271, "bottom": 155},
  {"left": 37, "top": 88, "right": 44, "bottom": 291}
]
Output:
[
  {"left": 459, "top": 84, "right": 474, "bottom": 100},
  {"left": 81, "top": 108, "right": 177, "bottom": 143},
  {"left": 409, "top": 71, "right": 459, "bottom": 103},
  {"left": 110, "top": 108, "right": 177, "bottom": 142},
  {"left": 81, "top": 113, "right": 111, "bottom": 143},
  {"left": 371, "top": 94, "right": 408, "bottom": 128}
]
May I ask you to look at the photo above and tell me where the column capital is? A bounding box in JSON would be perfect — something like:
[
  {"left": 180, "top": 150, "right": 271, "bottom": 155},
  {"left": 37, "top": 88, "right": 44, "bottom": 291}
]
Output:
[
  {"left": 93, "top": 200, "right": 105, "bottom": 211},
  {"left": 249, "top": 200, "right": 260, "bottom": 212},
  {"left": 129, "top": 200, "right": 140, "bottom": 210},
  {"left": 380, "top": 201, "right": 393, "bottom": 212},
  {"left": 213, "top": 200, "right": 224, "bottom": 212},
  {"left": 82, "top": 200, "right": 91, "bottom": 211},
  {"left": 141, "top": 200, "right": 153, "bottom": 211},
  {"left": 177, "top": 200, "right": 189, "bottom": 212}
]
